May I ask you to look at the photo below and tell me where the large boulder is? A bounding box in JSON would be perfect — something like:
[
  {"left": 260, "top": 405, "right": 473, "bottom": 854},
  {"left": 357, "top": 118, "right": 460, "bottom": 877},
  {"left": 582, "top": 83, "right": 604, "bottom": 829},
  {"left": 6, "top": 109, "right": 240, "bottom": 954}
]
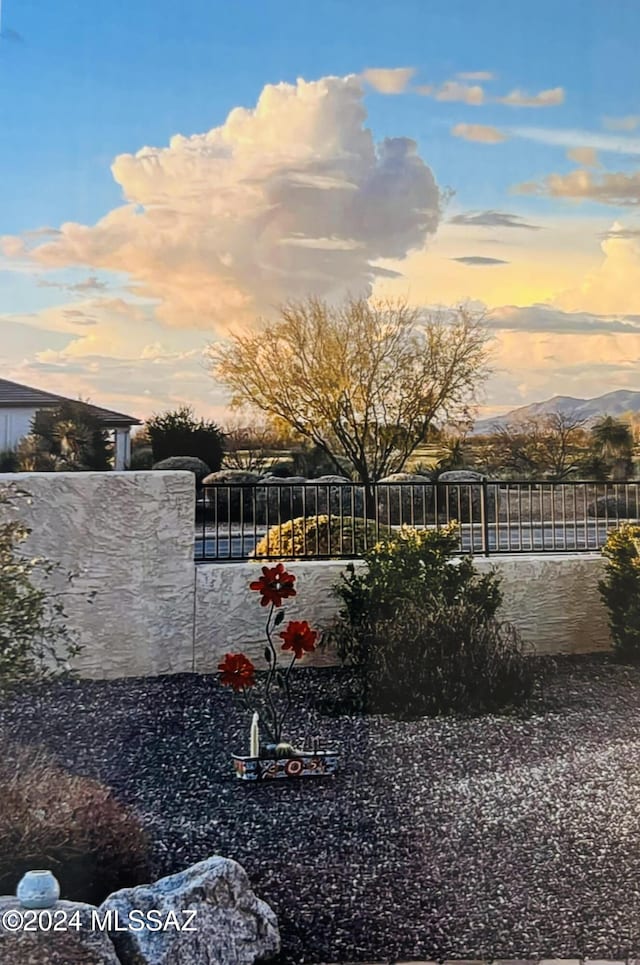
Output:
[
  {"left": 377, "top": 473, "right": 432, "bottom": 525},
  {"left": 436, "top": 470, "right": 496, "bottom": 524},
  {"left": 100, "top": 855, "right": 279, "bottom": 965},
  {"left": 301, "top": 475, "right": 365, "bottom": 517},
  {"left": 0, "top": 897, "right": 120, "bottom": 965},
  {"left": 200, "top": 470, "right": 264, "bottom": 523},
  {"left": 152, "top": 457, "right": 211, "bottom": 490},
  {"left": 587, "top": 493, "right": 640, "bottom": 520},
  {"left": 256, "top": 476, "right": 308, "bottom": 524}
]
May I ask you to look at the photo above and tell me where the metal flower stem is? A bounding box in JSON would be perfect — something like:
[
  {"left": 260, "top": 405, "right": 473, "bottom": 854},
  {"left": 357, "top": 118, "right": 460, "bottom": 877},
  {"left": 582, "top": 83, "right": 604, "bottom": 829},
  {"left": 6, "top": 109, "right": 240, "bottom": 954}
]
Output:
[
  {"left": 239, "top": 687, "right": 276, "bottom": 744},
  {"left": 278, "top": 651, "right": 297, "bottom": 737},
  {"left": 263, "top": 603, "right": 282, "bottom": 742}
]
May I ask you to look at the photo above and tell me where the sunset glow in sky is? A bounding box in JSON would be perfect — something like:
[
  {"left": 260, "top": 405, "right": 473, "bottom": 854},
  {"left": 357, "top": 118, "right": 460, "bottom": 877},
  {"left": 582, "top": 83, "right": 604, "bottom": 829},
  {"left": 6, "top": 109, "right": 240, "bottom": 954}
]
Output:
[{"left": 2, "top": 0, "right": 640, "bottom": 421}]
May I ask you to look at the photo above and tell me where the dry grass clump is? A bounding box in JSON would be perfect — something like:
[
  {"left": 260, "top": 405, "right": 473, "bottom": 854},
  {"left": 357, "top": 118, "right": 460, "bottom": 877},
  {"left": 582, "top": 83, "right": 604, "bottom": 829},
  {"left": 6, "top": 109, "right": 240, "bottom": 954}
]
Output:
[{"left": 0, "top": 740, "right": 151, "bottom": 904}]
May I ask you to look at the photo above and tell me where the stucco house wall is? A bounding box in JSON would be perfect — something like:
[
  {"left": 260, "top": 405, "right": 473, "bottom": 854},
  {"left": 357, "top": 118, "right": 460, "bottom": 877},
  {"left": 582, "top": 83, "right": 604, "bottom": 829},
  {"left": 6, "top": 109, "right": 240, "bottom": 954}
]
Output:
[{"left": 0, "top": 407, "right": 36, "bottom": 451}]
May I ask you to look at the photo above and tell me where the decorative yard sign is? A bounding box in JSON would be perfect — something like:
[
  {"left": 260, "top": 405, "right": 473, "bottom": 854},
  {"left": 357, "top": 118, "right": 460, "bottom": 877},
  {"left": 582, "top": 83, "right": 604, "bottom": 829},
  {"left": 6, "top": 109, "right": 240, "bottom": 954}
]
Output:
[{"left": 218, "top": 563, "right": 339, "bottom": 780}]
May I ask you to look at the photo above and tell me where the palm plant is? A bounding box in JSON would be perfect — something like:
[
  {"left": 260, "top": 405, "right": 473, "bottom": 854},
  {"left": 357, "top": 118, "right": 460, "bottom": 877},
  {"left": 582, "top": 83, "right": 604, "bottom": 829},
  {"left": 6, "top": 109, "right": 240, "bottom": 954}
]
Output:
[
  {"left": 24, "top": 402, "right": 112, "bottom": 471},
  {"left": 590, "top": 417, "right": 634, "bottom": 480}
]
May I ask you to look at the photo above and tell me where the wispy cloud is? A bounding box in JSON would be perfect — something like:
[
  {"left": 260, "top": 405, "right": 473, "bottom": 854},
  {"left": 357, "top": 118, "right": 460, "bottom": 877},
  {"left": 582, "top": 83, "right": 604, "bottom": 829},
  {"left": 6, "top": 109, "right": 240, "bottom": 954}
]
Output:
[
  {"left": 451, "top": 123, "right": 507, "bottom": 143},
  {"left": 457, "top": 70, "right": 494, "bottom": 81},
  {"left": 418, "top": 80, "right": 563, "bottom": 109},
  {"left": 603, "top": 115, "right": 640, "bottom": 132},
  {"left": 517, "top": 168, "right": 640, "bottom": 206},
  {"left": 361, "top": 67, "right": 416, "bottom": 94},
  {"left": 600, "top": 225, "right": 640, "bottom": 239},
  {"left": 452, "top": 255, "right": 509, "bottom": 266},
  {"left": 449, "top": 210, "right": 542, "bottom": 230},
  {"left": 417, "top": 80, "right": 484, "bottom": 104},
  {"left": 566, "top": 146, "right": 600, "bottom": 168},
  {"left": 497, "top": 87, "right": 565, "bottom": 107},
  {"left": 488, "top": 304, "right": 640, "bottom": 334},
  {"left": 509, "top": 125, "right": 640, "bottom": 156}
]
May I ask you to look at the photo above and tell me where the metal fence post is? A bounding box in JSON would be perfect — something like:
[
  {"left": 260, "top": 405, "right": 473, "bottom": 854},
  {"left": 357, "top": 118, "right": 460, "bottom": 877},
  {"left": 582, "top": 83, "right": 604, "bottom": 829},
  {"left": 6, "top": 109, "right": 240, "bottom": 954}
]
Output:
[{"left": 480, "top": 476, "right": 490, "bottom": 557}]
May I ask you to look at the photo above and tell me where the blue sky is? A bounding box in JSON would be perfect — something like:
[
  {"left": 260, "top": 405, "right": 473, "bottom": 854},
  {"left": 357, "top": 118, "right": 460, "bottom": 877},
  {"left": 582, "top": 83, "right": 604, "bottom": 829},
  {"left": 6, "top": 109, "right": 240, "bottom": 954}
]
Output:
[{"left": 2, "top": 0, "right": 640, "bottom": 420}]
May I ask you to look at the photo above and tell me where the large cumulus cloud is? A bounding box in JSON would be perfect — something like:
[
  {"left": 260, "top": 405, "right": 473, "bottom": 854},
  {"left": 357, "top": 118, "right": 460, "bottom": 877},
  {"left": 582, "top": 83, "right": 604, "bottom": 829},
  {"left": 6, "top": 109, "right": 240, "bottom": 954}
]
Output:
[{"left": 13, "top": 75, "right": 442, "bottom": 330}]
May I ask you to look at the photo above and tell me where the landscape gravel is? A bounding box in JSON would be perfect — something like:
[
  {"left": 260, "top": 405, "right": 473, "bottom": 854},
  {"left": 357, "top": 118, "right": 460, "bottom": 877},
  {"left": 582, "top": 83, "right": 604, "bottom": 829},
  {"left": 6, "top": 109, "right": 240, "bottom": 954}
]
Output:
[{"left": 2, "top": 656, "right": 640, "bottom": 964}]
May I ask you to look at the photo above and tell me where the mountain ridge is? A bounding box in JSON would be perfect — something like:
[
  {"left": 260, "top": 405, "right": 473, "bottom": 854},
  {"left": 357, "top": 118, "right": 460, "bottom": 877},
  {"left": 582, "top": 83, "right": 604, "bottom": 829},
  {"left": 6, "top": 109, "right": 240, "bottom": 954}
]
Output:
[{"left": 473, "top": 389, "right": 640, "bottom": 434}]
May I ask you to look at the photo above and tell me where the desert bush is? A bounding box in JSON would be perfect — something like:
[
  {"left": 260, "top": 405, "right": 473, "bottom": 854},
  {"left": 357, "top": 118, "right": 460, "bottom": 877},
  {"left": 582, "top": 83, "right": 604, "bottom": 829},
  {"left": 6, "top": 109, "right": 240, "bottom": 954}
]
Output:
[
  {"left": 332, "top": 524, "right": 533, "bottom": 715},
  {"left": 252, "top": 514, "right": 392, "bottom": 559},
  {"left": 362, "top": 600, "right": 533, "bottom": 716},
  {"left": 599, "top": 524, "right": 640, "bottom": 661},
  {"left": 152, "top": 456, "right": 211, "bottom": 489},
  {"left": 0, "top": 741, "right": 151, "bottom": 904},
  {"left": 0, "top": 483, "right": 82, "bottom": 692}
]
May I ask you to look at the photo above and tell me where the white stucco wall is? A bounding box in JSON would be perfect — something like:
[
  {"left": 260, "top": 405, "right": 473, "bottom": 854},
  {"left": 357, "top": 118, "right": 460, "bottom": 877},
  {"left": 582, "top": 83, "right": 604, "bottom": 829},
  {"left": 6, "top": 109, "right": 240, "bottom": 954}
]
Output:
[
  {"left": 0, "top": 471, "right": 196, "bottom": 678},
  {"left": 194, "top": 553, "right": 611, "bottom": 672},
  {"left": 0, "top": 470, "right": 613, "bottom": 680}
]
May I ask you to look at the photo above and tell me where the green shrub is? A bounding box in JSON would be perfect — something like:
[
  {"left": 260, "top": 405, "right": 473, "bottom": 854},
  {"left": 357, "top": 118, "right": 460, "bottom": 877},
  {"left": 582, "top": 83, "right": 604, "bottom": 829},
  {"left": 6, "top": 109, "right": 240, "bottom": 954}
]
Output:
[
  {"left": 0, "top": 741, "right": 151, "bottom": 904},
  {"left": 0, "top": 483, "right": 83, "bottom": 692},
  {"left": 331, "top": 524, "right": 533, "bottom": 715},
  {"left": 152, "top": 456, "right": 211, "bottom": 489},
  {"left": 361, "top": 600, "right": 533, "bottom": 717},
  {"left": 252, "top": 514, "right": 393, "bottom": 559},
  {"left": 128, "top": 446, "right": 154, "bottom": 469},
  {"left": 598, "top": 523, "right": 640, "bottom": 661},
  {"left": 0, "top": 450, "right": 18, "bottom": 472},
  {"left": 146, "top": 406, "right": 224, "bottom": 470}
]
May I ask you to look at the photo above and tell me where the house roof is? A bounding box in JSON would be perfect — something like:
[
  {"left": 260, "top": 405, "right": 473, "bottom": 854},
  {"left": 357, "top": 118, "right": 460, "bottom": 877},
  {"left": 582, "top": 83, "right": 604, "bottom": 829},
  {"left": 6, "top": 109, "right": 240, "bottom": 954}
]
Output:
[{"left": 0, "top": 379, "right": 141, "bottom": 428}]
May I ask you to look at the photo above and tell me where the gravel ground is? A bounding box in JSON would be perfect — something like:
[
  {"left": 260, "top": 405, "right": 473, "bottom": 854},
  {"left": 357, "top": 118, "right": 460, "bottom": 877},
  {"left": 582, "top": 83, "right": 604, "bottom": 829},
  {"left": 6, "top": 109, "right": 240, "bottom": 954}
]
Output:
[{"left": 2, "top": 657, "right": 640, "bottom": 964}]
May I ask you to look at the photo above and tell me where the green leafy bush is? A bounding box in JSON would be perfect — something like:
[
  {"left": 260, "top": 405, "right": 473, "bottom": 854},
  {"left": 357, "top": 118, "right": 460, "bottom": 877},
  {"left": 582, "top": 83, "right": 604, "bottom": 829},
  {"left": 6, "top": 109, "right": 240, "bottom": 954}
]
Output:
[
  {"left": 152, "top": 456, "right": 211, "bottom": 489},
  {"left": 0, "top": 741, "right": 151, "bottom": 904},
  {"left": 128, "top": 445, "right": 154, "bottom": 469},
  {"left": 252, "top": 514, "right": 392, "bottom": 559},
  {"left": 331, "top": 524, "right": 534, "bottom": 716},
  {"left": 146, "top": 406, "right": 224, "bottom": 470},
  {"left": 598, "top": 523, "right": 640, "bottom": 661},
  {"left": 361, "top": 600, "right": 533, "bottom": 716},
  {"left": 0, "top": 484, "right": 83, "bottom": 692},
  {"left": 0, "top": 450, "right": 18, "bottom": 472}
]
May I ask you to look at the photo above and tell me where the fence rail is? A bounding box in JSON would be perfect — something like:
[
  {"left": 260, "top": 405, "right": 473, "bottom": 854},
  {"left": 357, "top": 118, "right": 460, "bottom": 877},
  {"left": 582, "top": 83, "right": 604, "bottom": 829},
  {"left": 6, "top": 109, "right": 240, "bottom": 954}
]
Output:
[{"left": 194, "top": 479, "right": 640, "bottom": 562}]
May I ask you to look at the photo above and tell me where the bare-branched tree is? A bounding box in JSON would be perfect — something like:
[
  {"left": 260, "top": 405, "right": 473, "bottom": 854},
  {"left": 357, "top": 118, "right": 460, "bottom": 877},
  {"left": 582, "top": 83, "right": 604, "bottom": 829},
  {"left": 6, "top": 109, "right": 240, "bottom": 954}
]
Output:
[{"left": 208, "top": 296, "right": 492, "bottom": 505}]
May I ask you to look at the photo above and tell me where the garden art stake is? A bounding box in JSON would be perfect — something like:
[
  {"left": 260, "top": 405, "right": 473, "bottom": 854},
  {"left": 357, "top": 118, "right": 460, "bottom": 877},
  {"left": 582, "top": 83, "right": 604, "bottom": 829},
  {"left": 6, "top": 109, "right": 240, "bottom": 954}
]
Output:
[{"left": 218, "top": 563, "right": 339, "bottom": 781}]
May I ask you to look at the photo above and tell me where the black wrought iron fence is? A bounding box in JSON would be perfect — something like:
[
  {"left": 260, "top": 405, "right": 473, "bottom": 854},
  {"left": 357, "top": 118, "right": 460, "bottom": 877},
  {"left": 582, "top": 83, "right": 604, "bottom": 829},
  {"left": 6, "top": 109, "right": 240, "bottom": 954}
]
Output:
[{"left": 194, "top": 479, "right": 640, "bottom": 562}]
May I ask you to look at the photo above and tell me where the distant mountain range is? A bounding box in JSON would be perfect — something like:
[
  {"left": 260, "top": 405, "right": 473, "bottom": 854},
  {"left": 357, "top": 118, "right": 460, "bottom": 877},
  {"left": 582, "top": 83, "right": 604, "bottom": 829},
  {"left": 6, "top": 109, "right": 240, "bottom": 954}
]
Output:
[{"left": 473, "top": 390, "right": 640, "bottom": 434}]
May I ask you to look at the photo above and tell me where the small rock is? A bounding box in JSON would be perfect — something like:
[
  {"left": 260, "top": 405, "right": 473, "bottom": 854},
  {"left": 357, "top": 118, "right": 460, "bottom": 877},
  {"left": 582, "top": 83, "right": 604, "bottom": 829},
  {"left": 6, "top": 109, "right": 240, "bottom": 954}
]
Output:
[
  {"left": 0, "top": 897, "right": 120, "bottom": 965},
  {"left": 100, "top": 855, "right": 280, "bottom": 965}
]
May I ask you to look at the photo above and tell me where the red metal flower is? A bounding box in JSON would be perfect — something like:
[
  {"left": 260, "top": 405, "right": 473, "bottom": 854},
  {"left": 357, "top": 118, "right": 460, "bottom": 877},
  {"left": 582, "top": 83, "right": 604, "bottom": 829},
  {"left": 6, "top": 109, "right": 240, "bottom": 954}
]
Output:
[
  {"left": 279, "top": 620, "right": 318, "bottom": 660},
  {"left": 249, "top": 562, "right": 296, "bottom": 608},
  {"left": 218, "top": 653, "right": 256, "bottom": 691}
]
